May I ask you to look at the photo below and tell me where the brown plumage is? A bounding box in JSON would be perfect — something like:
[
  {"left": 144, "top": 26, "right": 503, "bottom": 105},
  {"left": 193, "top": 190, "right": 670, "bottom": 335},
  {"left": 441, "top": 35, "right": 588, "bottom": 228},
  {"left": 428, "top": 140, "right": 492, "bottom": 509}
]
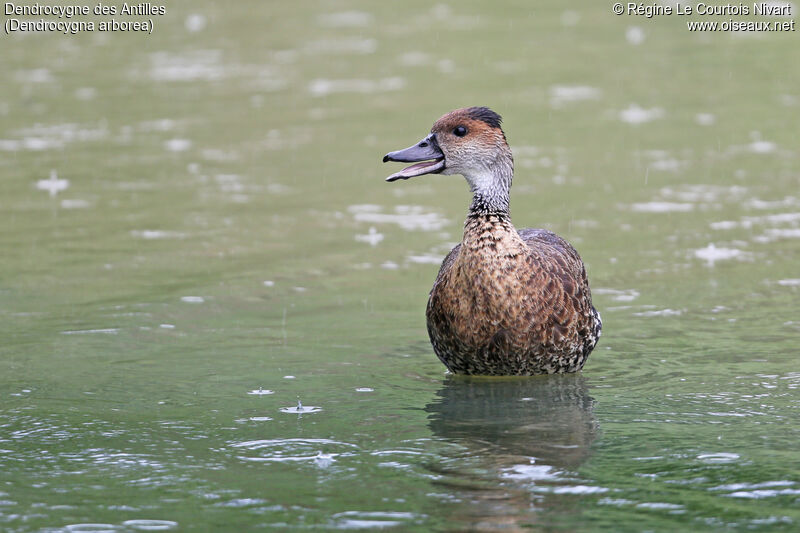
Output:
[{"left": 383, "top": 107, "right": 601, "bottom": 375}]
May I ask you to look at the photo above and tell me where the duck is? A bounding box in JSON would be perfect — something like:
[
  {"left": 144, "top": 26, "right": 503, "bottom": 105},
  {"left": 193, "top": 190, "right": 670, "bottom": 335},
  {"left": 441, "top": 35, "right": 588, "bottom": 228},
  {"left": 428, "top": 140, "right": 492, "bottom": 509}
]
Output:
[{"left": 382, "top": 107, "right": 601, "bottom": 375}]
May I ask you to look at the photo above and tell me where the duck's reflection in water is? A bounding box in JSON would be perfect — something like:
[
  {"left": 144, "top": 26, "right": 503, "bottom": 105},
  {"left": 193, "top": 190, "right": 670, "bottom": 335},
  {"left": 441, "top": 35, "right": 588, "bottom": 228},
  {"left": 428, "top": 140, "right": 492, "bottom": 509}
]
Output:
[{"left": 425, "top": 374, "right": 598, "bottom": 531}]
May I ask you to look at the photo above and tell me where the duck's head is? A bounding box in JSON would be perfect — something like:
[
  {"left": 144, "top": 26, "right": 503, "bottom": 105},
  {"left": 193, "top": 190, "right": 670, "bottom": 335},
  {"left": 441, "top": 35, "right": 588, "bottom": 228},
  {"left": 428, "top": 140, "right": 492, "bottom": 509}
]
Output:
[{"left": 382, "top": 107, "right": 513, "bottom": 196}]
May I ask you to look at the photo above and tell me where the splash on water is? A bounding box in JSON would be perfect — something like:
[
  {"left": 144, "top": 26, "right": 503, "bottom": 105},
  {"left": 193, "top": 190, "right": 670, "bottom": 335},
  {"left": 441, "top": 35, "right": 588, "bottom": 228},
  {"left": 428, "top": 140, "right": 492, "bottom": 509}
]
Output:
[
  {"left": 348, "top": 204, "right": 448, "bottom": 232},
  {"left": 61, "top": 199, "right": 90, "bottom": 209},
  {"left": 355, "top": 227, "right": 384, "bottom": 247},
  {"left": 36, "top": 170, "right": 69, "bottom": 197},
  {"left": 61, "top": 328, "right": 120, "bottom": 335},
  {"left": 146, "top": 50, "right": 225, "bottom": 82},
  {"left": 633, "top": 309, "right": 683, "bottom": 317},
  {"left": 694, "top": 243, "right": 745, "bottom": 266},
  {"left": 316, "top": 11, "right": 373, "bottom": 27},
  {"left": 280, "top": 398, "right": 322, "bottom": 414},
  {"left": 184, "top": 13, "right": 206, "bottom": 33},
  {"left": 625, "top": 26, "right": 646, "bottom": 45},
  {"left": 593, "top": 288, "right": 640, "bottom": 302},
  {"left": 247, "top": 388, "right": 274, "bottom": 396},
  {"left": 122, "top": 519, "right": 178, "bottom": 531},
  {"left": 631, "top": 202, "right": 693, "bottom": 213},
  {"left": 308, "top": 77, "right": 405, "bottom": 97},
  {"left": 619, "top": 104, "right": 664, "bottom": 124},
  {"left": 329, "top": 511, "right": 420, "bottom": 530},
  {"left": 131, "top": 230, "right": 186, "bottom": 240},
  {"left": 697, "top": 452, "right": 740, "bottom": 464},
  {"left": 502, "top": 460, "right": 562, "bottom": 482},
  {"left": 406, "top": 253, "right": 445, "bottom": 265},
  {"left": 305, "top": 38, "right": 376, "bottom": 55},
  {"left": 549, "top": 85, "right": 601, "bottom": 108},
  {"left": 164, "top": 138, "right": 192, "bottom": 152},
  {"left": 695, "top": 113, "right": 716, "bottom": 126}
]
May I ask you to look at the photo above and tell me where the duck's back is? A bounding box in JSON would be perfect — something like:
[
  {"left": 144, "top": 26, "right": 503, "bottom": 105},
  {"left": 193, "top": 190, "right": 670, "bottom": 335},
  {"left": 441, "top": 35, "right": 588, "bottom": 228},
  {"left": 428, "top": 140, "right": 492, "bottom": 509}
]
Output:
[{"left": 426, "top": 218, "right": 601, "bottom": 375}]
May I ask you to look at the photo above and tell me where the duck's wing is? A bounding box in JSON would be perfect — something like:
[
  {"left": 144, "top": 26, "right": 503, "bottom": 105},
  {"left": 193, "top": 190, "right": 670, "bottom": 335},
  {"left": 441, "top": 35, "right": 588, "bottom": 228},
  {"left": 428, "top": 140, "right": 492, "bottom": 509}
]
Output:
[
  {"left": 429, "top": 243, "right": 461, "bottom": 295},
  {"left": 518, "top": 228, "right": 584, "bottom": 270},
  {"left": 519, "top": 227, "right": 602, "bottom": 353}
]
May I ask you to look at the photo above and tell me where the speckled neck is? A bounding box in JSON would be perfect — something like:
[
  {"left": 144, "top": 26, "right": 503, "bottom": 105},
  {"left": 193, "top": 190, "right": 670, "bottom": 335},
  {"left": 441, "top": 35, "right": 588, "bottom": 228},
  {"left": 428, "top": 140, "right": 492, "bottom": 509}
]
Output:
[{"left": 466, "top": 151, "right": 514, "bottom": 218}]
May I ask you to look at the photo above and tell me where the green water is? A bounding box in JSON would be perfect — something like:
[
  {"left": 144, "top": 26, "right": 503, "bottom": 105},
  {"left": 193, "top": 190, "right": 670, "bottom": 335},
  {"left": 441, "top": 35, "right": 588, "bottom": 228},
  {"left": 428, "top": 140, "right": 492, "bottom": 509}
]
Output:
[{"left": 2, "top": 1, "right": 799, "bottom": 531}]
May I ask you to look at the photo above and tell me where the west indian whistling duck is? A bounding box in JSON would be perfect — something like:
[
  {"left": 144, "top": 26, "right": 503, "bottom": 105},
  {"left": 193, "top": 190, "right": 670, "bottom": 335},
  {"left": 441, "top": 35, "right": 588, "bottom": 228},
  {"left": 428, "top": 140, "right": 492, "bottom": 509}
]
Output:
[{"left": 383, "top": 107, "right": 601, "bottom": 375}]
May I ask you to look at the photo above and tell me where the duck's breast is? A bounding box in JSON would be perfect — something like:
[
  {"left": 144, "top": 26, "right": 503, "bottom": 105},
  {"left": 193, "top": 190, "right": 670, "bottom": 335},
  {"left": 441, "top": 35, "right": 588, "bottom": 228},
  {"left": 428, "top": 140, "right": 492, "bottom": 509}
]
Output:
[{"left": 427, "top": 223, "right": 594, "bottom": 352}]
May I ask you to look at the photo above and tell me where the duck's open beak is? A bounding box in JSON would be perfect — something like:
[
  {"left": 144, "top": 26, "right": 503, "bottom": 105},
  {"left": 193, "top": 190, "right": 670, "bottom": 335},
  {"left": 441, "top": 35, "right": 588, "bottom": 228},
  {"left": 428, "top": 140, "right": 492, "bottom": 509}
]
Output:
[{"left": 382, "top": 133, "right": 445, "bottom": 182}]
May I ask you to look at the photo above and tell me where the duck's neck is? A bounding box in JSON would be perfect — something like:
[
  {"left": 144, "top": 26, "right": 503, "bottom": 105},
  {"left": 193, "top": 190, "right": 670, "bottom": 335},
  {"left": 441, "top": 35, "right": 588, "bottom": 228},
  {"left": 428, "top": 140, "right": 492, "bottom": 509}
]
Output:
[{"left": 465, "top": 153, "right": 514, "bottom": 219}]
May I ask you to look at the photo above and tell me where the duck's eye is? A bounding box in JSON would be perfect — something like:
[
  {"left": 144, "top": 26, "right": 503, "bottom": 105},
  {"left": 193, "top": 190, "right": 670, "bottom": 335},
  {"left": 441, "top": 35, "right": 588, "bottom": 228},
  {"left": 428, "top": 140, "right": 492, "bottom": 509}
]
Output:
[{"left": 453, "top": 126, "right": 467, "bottom": 137}]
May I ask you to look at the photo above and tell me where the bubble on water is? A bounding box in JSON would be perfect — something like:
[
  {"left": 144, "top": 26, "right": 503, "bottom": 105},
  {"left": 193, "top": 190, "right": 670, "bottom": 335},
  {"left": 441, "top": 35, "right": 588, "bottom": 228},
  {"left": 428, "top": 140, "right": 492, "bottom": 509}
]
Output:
[
  {"left": 159, "top": 324, "right": 176, "bottom": 330},
  {"left": 249, "top": 416, "right": 273, "bottom": 422},
  {"left": 263, "top": 280, "right": 275, "bottom": 287},
  {"left": 777, "top": 279, "right": 800, "bottom": 286},
  {"left": 180, "top": 296, "right": 204, "bottom": 303},
  {"left": 283, "top": 375, "right": 295, "bottom": 380},
  {"left": 355, "top": 387, "right": 374, "bottom": 392}
]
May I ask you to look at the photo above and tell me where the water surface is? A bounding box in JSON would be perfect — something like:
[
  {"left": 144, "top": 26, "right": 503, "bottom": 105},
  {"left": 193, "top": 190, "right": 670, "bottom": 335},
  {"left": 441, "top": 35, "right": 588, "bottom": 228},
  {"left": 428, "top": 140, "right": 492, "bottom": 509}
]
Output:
[{"left": 1, "top": 1, "right": 799, "bottom": 531}]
